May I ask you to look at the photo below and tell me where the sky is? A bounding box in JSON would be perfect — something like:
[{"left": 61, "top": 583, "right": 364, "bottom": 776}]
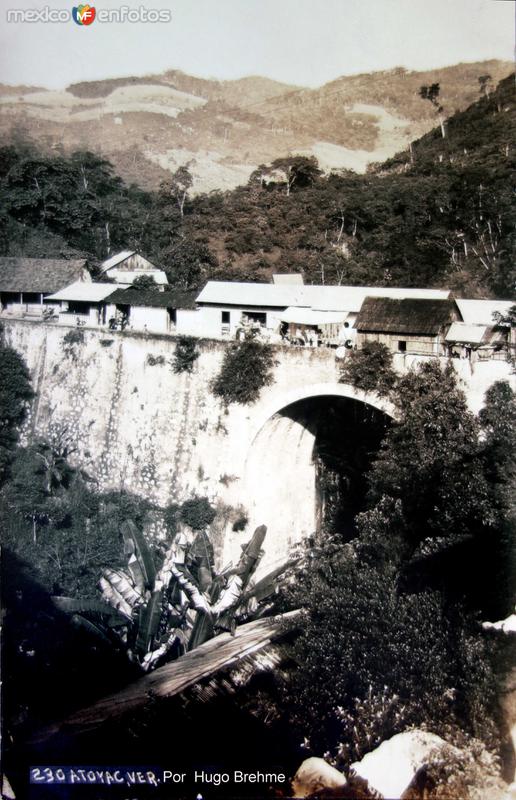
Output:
[{"left": 0, "top": 0, "right": 514, "bottom": 90}]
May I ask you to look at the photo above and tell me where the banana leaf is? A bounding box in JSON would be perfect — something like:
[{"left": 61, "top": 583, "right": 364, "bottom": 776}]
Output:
[
  {"left": 121, "top": 520, "right": 156, "bottom": 591},
  {"left": 169, "top": 564, "right": 211, "bottom": 614},
  {"left": 98, "top": 572, "right": 137, "bottom": 619},
  {"left": 241, "top": 558, "right": 300, "bottom": 604},
  {"left": 51, "top": 596, "right": 128, "bottom": 626},
  {"left": 101, "top": 567, "right": 143, "bottom": 607},
  {"left": 134, "top": 590, "right": 163, "bottom": 658},
  {"left": 187, "top": 572, "right": 226, "bottom": 651},
  {"left": 69, "top": 614, "right": 114, "bottom": 647}
]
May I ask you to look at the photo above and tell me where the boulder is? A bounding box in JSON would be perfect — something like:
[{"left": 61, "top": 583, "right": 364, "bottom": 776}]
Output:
[
  {"left": 351, "top": 730, "right": 453, "bottom": 799},
  {"left": 292, "top": 757, "right": 347, "bottom": 798}
]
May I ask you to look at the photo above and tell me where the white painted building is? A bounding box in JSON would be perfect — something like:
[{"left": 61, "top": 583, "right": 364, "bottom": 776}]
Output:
[
  {"left": 45, "top": 282, "right": 119, "bottom": 326},
  {"left": 106, "top": 288, "right": 197, "bottom": 334},
  {"left": 195, "top": 281, "right": 452, "bottom": 340}
]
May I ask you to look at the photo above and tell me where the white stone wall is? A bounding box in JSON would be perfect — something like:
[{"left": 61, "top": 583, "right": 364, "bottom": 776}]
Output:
[{"left": 4, "top": 319, "right": 513, "bottom": 576}]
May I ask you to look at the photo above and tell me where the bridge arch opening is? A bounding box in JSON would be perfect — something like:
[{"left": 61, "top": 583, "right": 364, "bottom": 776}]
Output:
[{"left": 223, "top": 388, "right": 393, "bottom": 575}]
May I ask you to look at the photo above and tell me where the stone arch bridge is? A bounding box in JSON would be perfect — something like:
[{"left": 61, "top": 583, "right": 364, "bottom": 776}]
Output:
[{"left": 4, "top": 320, "right": 513, "bottom": 576}]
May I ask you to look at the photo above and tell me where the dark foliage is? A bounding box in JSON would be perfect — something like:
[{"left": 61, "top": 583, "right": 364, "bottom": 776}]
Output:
[
  {"left": 0, "top": 336, "right": 34, "bottom": 484},
  {"left": 63, "top": 328, "right": 85, "bottom": 347},
  {"left": 131, "top": 274, "right": 158, "bottom": 291},
  {"left": 212, "top": 340, "right": 276, "bottom": 405},
  {"left": 281, "top": 547, "right": 501, "bottom": 765},
  {"left": 339, "top": 342, "right": 397, "bottom": 396},
  {"left": 362, "top": 361, "right": 493, "bottom": 552},
  {"left": 172, "top": 336, "right": 199, "bottom": 373},
  {"left": 179, "top": 496, "right": 216, "bottom": 530}
]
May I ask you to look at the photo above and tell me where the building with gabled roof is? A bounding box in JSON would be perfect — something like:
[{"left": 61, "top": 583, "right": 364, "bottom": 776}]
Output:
[
  {"left": 99, "top": 251, "right": 168, "bottom": 286},
  {"left": 355, "top": 297, "right": 459, "bottom": 355},
  {"left": 45, "top": 281, "right": 119, "bottom": 326},
  {"left": 0, "top": 257, "right": 90, "bottom": 317}
]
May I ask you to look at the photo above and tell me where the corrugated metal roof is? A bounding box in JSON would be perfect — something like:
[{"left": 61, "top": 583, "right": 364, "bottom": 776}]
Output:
[
  {"left": 280, "top": 307, "right": 348, "bottom": 325},
  {"left": 196, "top": 281, "right": 450, "bottom": 312},
  {"left": 272, "top": 273, "right": 304, "bottom": 285},
  {"left": 99, "top": 250, "right": 135, "bottom": 272},
  {"left": 108, "top": 288, "right": 197, "bottom": 309},
  {"left": 46, "top": 281, "right": 119, "bottom": 302},
  {"left": 456, "top": 299, "right": 514, "bottom": 326},
  {"left": 0, "top": 257, "right": 88, "bottom": 293},
  {"left": 356, "top": 297, "right": 456, "bottom": 335},
  {"left": 446, "top": 322, "right": 488, "bottom": 344}
]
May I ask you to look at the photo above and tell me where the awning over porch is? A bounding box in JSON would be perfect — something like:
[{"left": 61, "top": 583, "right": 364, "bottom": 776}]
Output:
[
  {"left": 445, "top": 322, "right": 488, "bottom": 344},
  {"left": 279, "top": 307, "right": 349, "bottom": 326}
]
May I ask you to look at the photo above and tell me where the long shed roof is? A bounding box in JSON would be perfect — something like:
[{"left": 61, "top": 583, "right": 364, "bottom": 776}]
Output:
[
  {"left": 196, "top": 281, "right": 450, "bottom": 312},
  {"left": 356, "top": 297, "right": 457, "bottom": 336},
  {"left": 455, "top": 299, "right": 514, "bottom": 326},
  {"left": 0, "top": 257, "right": 88, "bottom": 293}
]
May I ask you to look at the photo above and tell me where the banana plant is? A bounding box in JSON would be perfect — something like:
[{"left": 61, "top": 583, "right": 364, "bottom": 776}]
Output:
[{"left": 53, "top": 520, "right": 288, "bottom": 673}]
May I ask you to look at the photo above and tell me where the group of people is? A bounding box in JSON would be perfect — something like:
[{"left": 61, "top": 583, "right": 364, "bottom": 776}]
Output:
[{"left": 279, "top": 323, "right": 321, "bottom": 347}]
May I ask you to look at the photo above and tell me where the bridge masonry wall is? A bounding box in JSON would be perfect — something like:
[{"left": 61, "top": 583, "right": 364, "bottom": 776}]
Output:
[{"left": 4, "top": 319, "right": 514, "bottom": 572}]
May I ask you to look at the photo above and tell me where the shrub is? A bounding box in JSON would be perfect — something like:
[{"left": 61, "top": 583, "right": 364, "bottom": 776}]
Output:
[
  {"left": 232, "top": 513, "right": 248, "bottom": 532},
  {"left": 132, "top": 274, "right": 158, "bottom": 291},
  {"left": 146, "top": 353, "right": 165, "bottom": 366},
  {"left": 212, "top": 340, "right": 275, "bottom": 405},
  {"left": 63, "top": 329, "right": 85, "bottom": 347},
  {"left": 339, "top": 341, "right": 397, "bottom": 396},
  {"left": 179, "top": 496, "right": 216, "bottom": 530},
  {"left": 280, "top": 547, "right": 500, "bottom": 765},
  {"left": 173, "top": 336, "right": 199, "bottom": 373}
]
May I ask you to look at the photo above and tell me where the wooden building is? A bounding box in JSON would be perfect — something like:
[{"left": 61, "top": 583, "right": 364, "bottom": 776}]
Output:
[
  {"left": 0, "top": 257, "right": 89, "bottom": 317},
  {"left": 99, "top": 251, "right": 168, "bottom": 286},
  {"left": 355, "top": 297, "right": 459, "bottom": 355}
]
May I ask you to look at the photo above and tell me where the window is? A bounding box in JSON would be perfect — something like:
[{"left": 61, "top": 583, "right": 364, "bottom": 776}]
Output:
[
  {"left": 245, "top": 311, "right": 266, "bottom": 325},
  {"left": 221, "top": 311, "right": 230, "bottom": 324},
  {"left": 398, "top": 340, "right": 407, "bottom": 352},
  {"left": 69, "top": 301, "right": 91, "bottom": 314}
]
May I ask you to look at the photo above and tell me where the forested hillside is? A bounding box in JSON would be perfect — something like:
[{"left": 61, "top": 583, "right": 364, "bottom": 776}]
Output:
[
  {"left": 0, "top": 60, "right": 511, "bottom": 190},
  {"left": 1, "top": 74, "right": 514, "bottom": 297}
]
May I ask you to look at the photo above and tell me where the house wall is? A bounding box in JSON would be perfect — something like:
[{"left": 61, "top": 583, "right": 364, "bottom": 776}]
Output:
[
  {"left": 176, "top": 308, "right": 221, "bottom": 337},
  {"left": 57, "top": 303, "right": 102, "bottom": 327},
  {"left": 357, "top": 331, "right": 442, "bottom": 355},
  {"left": 196, "top": 305, "right": 286, "bottom": 338},
  {"left": 127, "top": 305, "right": 170, "bottom": 333}
]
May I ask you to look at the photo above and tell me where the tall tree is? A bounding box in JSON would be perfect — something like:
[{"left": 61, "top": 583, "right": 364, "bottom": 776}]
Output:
[
  {"left": 363, "top": 361, "right": 493, "bottom": 554},
  {"left": 419, "top": 82, "right": 446, "bottom": 138}
]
